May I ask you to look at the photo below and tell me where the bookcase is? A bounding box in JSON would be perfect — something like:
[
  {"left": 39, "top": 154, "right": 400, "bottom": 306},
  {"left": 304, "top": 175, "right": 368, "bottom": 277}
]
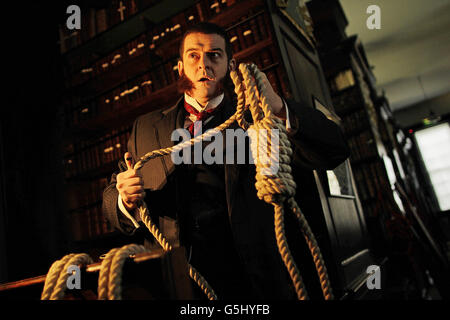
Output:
[
  {"left": 59, "top": 0, "right": 161, "bottom": 54},
  {"left": 59, "top": 0, "right": 379, "bottom": 299},
  {"left": 306, "top": 0, "right": 449, "bottom": 274},
  {"left": 307, "top": 0, "right": 407, "bottom": 258}
]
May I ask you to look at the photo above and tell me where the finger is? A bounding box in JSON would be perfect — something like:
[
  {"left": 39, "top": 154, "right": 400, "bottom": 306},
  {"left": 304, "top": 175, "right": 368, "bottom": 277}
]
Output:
[
  {"left": 123, "top": 192, "right": 145, "bottom": 204},
  {"left": 257, "top": 72, "right": 269, "bottom": 89},
  {"left": 123, "top": 169, "right": 143, "bottom": 179},
  {"left": 124, "top": 152, "right": 133, "bottom": 170},
  {"left": 125, "top": 185, "right": 145, "bottom": 195},
  {"left": 125, "top": 177, "right": 144, "bottom": 187}
]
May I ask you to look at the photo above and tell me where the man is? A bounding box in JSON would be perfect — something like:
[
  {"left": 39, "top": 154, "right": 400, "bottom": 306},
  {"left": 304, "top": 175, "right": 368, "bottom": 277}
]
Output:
[{"left": 103, "top": 22, "right": 349, "bottom": 299}]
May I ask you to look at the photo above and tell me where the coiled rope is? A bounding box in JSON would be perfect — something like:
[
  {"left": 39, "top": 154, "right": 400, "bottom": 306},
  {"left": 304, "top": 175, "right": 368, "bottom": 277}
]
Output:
[
  {"left": 41, "top": 253, "right": 93, "bottom": 300},
  {"left": 97, "top": 243, "right": 148, "bottom": 300},
  {"left": 132, "top": 63, "right": 334, "bottom": 300}
]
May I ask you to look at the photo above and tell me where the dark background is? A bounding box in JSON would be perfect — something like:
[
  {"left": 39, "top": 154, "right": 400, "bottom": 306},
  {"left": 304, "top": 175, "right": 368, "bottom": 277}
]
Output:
[{"left": 1, "top": 3, "right": 69, "bottom": 282}]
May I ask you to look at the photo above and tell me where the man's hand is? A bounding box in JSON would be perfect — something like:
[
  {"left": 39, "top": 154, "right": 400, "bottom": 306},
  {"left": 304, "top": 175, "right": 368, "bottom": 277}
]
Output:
[
  {"left": 116, "top": 152, "right": 145, "bottom": 211},
  {"left": 242, "top": 70, "right": 286, "bottom": 119}
]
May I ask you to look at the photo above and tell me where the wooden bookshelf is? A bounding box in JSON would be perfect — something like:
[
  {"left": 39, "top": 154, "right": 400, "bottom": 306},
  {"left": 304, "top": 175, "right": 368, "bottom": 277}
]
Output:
[{"left": 306, "top": 0, "right": 438, "bottom": 264}]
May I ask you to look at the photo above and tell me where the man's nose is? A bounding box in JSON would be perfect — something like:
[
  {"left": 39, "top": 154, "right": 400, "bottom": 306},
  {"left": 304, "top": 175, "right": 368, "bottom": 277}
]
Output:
[{"left": 198, "top": 53, "right": 211, "bottom": 71}]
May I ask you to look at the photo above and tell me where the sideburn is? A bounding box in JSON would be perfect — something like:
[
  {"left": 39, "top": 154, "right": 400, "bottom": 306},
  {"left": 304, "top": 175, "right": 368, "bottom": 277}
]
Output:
[
  {"left": 176, "top": 69, "right": 234, "bottom": 100},
  {"left": 177, "top": 71, "right": 195, "bottom": 94}
]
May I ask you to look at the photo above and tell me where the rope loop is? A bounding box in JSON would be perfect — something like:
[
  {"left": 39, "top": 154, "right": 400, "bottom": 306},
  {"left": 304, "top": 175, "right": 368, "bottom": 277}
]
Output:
[
  {"left": 41, "top": 253, "right": 93, "bottom": 300},
  {"left": 97, "top": 244, "right": 147, "bottom": 300}
]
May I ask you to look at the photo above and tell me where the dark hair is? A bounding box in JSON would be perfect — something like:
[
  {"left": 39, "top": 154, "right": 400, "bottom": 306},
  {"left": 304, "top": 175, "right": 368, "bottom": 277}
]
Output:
[{"left": 179, "top": 22, "right": 233, "bottom": 61}]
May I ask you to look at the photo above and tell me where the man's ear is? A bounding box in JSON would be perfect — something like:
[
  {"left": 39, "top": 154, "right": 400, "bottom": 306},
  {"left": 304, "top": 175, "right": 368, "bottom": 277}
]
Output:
[
  {"left": 228, "top": 58, "right": 236, "bottom": 72},
  {"left": 178, "top": 60, "right": 183, "bottom": 77}
]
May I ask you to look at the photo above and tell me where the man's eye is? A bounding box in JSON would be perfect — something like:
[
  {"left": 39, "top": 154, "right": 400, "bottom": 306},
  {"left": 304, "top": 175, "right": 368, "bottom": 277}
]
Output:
[
  {"left": 189, "top": 53, "right": 198, "bottom": 59},
  {"left": 209, "top": 52, "right": 220, "bottom": 58}
]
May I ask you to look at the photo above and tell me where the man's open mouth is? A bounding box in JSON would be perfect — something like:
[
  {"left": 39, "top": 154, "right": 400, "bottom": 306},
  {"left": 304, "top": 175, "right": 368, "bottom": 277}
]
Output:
[{"left": 198, "top": 76, "right": 215, "bottom": 82}]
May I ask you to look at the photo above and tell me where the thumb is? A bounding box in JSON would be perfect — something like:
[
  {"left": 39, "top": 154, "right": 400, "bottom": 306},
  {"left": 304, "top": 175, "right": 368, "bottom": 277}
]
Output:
[{"left": 124, "top": 152, "right": 133, "bottom": 170}]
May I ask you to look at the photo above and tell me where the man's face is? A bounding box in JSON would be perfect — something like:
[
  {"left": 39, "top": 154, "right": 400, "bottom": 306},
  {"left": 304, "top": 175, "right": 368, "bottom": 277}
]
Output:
[{"left": 178, "top": 32, "right": 232, "bottom": 104}]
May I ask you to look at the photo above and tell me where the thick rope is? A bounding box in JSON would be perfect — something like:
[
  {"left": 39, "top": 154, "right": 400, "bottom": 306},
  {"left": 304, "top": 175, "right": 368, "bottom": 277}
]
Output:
[
  {"left": 41, "top": 253, "right": 93, "bottom": 300},
  {"left": 137, "top": 202, "right": 218, "bottom": 300},
  {"left": 132, "top": 63, "right": 334, "bottom": 300},
  {"left": 241, "top": 63, "right": 333, "bottom": 300},
  {"left": 97, "top": 244, "right": 147, "bottom": 300},
  {"left": 288, "top": 198, "right": 334, "bottom": 300},
  {"left": 97, "top": 248, "right": 119, "bottom": 300}
]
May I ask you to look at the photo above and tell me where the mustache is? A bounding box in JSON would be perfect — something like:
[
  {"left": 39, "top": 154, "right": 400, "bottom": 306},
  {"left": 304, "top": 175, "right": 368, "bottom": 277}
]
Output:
[{"left": 177, "top": 70, "right": 225, "bottom": 95}]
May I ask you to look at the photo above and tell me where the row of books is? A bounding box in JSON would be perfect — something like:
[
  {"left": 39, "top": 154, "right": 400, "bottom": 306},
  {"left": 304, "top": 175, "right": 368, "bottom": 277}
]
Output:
[
  {"left": 329, "top": 69, "right": 355, "bottom": 93},
  {"left": 341, "top": 108, "right": 370, "bottom": 136},
  {"left": 64, "top": 38, "right": 280, "bottom": 128},
  {"left": 227, "top": 11, "right": 271, "bottom": 56},
  {"left": 64, "top": 56, "right": 179, "bottom": 127},
  {"left": 352, "top": 161, "right": 388, "bottom": 204},
  {"left": 68, "top": 177, "right": 114, "bottom": 241},
  {"left": 64, "top": 1, "right": 267, "bottom": 89},
  {"left": 59, "top": 0, "right": 159, "bottom": 54},
  {"left": 347, "top": 130, "right": 378, "bottom": 163},
  {"left": 331, "top": 85, "right": 362, "bottom": 115},
  {"left": 64, "top": 126, "right": 132, "bottom": 179}
]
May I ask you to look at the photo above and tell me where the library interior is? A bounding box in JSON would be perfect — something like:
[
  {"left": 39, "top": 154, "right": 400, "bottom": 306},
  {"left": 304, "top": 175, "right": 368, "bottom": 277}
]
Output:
[{"left": 0, "top": 0, "right": 449, "bottom": 301}]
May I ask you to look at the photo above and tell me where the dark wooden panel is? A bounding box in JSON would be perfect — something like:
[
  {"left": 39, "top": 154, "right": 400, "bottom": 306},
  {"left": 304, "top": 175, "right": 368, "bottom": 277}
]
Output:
[
  {"left": 283, "top": 37, "right": 326, "bottom": 109},
  {"left": 328, "top": 196, "right": 373, "bottom": 289}
]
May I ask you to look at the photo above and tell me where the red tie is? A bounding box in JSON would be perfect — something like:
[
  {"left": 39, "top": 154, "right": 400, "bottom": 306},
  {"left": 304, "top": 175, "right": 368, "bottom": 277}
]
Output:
[{"left": 184, "top": 100, "right": 221, "bottom": 136}]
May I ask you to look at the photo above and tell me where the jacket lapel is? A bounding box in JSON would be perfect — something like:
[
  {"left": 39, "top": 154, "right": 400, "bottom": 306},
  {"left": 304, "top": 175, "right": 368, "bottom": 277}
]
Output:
[
  {"left": 139, "top": 97, "right": 183, "bottom": 190},
  {"left": 222, "top": 99, "right": 242, "bottom": 221},
  {"left": 152, "top": 97, "right": 184, "bottom": 177}
]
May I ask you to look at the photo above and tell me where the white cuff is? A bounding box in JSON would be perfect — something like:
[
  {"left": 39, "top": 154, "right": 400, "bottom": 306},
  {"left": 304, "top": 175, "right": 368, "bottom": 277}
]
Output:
[
  {"left": 278, "top": 98, "right": 291, "bottom": 130},
  {"left": 117, "top": 194, "right": 140, "bottom": 229},
  {"left": 284, "top": 99, "right": 291, "bottom": 130}
]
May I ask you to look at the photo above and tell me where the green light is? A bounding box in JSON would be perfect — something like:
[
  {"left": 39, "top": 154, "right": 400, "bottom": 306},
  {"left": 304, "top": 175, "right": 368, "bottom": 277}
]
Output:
[{"left": 423, "top": 118, "right": 432, "bottom": 126}]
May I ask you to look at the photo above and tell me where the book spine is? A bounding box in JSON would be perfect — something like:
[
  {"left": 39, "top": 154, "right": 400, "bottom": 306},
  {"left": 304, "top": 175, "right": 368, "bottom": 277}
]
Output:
[
  {"left": 249, "top": 14, "right": 260, "bottom": 45},
  {"left": 235, "top": 23, "right": 247, "bottom": 52}
]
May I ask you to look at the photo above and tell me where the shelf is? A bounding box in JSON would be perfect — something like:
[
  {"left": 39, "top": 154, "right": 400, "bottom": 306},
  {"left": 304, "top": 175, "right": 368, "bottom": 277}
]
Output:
[
  {"left": 65, "top": 153, "right": 124, "bottom": 183},
  {"left": 64, "top": 81, "right": 178, "bottom": 141},
  {"left": 209, "top": 0, "right": 265, "bottom": 28},
  {"left": 63, "top": 36, "right": 274, "bottom": 142},
  {"left": 68, "top": 200, "right": 103, "bottom": 215},
  {"left": 344, "top": 126, "right": 371, "bottom": 138},
  {"left": 349, "top": 155, "right": 380, "bottom": 167},
  {"left": 330, "top": 84, "right": 357, "bottom": 98},
  {"left": 63, "top": 0, "right": 266, "bottom": 92},
  {"left": 61, "top": 0, "right": 197, "bottom": 61},
  {"left": 65, "top": 50, "right": 157, "bottom": 96}
]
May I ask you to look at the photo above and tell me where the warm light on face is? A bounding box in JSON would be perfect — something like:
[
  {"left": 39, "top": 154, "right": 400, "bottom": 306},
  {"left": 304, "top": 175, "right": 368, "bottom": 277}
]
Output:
[{"left": 178, "top": 32, "right": 229, "bottom": 105}]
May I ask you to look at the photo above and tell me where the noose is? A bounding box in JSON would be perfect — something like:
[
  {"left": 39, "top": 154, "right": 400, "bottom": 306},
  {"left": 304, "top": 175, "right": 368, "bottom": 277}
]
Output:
[{"left": 133, "top": 63, "right": 334, "bottom": 300}]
